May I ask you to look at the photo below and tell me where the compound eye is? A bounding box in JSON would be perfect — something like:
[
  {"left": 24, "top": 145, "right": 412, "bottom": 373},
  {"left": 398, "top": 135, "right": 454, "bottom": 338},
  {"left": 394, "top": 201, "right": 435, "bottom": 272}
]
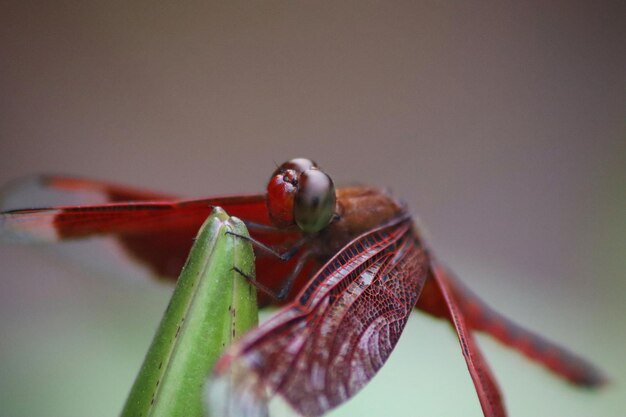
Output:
[
  {"left": 266, "top": 169, "right": 297, "bottom": 227},
  {"left": 294, "top": 169, "right": 336, "bottom": 233}
]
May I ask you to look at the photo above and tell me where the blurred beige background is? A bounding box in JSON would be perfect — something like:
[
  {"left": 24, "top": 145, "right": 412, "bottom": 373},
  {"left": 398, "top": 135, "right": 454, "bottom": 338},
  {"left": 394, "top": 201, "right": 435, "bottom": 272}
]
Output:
[{"left": 0, "top": 1, "right": 624, "bottom": 416}]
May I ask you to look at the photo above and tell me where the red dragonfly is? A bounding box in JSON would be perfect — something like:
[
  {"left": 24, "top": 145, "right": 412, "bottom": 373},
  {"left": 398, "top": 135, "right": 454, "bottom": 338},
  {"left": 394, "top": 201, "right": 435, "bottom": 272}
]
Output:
[{"left": 0, "top": 158, "right": 605, "bottom": 417}]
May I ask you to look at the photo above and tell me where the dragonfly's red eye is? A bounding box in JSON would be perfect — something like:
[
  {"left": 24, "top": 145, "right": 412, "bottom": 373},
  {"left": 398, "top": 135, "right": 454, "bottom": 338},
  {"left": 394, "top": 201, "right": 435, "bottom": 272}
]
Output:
[
  {"left": 266, "top": 158, "right": 336, "bottom": 233},
  {"left": 266, "top": 169, "right": 297, "bottom": 228}
]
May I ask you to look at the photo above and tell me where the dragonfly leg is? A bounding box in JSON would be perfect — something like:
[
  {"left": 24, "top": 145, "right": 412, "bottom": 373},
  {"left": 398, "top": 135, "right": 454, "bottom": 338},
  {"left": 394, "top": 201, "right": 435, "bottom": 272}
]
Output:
[
  {"left": 233, "top": 252, "right": 312, "bottom": 301},
  {"left": 226, "top": 231, "right": 308, "bottom": 262},
  {"left": 275, "top": 252, "right": 312, "bottom": 300},
  {"left": 232, "top": 266, "right": 281, "bottom": 301},
  {"left": 243, "top": 214, "right": 341, "bottom": 232},
  {"left": 242, "top": 220, "right": 295, "bottom": 233}
]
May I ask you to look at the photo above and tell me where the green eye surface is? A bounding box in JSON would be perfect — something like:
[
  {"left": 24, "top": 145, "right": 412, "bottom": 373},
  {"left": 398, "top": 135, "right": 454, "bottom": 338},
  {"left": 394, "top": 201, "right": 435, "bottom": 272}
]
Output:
[{"left": 294, "top": 169, "right": 336, "bottom": 233}]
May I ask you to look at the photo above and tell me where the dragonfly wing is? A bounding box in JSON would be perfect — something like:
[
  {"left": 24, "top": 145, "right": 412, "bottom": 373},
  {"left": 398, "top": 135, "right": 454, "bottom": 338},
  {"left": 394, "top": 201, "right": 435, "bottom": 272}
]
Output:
[
  {"left": 0, "top": 174, "right": 175, "bottom": 211},
  {"left": 429, "top": 262, "right": 507, "bottom": 417},
  {"left": 0, "top": 174, "right": 273, "bottom": 241},
  {"left": 0, "top": 188, "right": 279, "bottom": 281},
  {"left": 0, "top": 196, "right": 271, "bottom": 240},
  {"left": 210, "top": 218, "right": 429, "bottom": 417},
  {"left": 0, "top": 174, "right": 187, "bottom": 243},
  {"left": 417, "top": 265, "right": 607, "bottom": 388}
]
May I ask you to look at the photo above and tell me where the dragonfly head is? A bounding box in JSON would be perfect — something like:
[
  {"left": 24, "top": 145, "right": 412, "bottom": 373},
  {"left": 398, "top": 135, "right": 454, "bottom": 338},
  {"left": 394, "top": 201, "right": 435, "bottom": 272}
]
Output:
[{"left": 266, "top": 158, "right": 336, "bottom": 233}]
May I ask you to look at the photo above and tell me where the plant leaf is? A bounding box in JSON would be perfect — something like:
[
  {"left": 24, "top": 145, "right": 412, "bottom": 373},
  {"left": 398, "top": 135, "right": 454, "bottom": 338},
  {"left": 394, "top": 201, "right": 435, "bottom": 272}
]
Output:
[{"left": 121, "top": 207, "right": 258, "bottom": 417}]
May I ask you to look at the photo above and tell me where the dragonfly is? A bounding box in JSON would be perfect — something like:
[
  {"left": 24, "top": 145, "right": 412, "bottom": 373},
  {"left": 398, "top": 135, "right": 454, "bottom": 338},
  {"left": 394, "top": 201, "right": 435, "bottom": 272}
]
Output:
[{"left": 0, "top": 158, "right": 606, "bottom": 417}]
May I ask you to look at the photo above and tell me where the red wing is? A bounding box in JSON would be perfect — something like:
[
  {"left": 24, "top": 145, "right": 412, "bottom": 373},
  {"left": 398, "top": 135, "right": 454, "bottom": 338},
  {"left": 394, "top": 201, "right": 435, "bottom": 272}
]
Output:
[
  {"left": 416, "top": 266, "right": 607, "bottom": 388},
  {"left": 0, "top": 174, "right": 273, "bottom": 240},
  {"left": 1, "top": 197, "right": 270, "bottom": 241},
  {"left": 0, "top": 196, "right": 278, "bottom": 280},
  {"left": 211, "top": 218, "right": 429, "bottom": 417},
  {"left": 39, "top": 174, "right": 177, "bottom": 202},
  {"left": 0, "top": 176, "right": 307, "bottom": 291},
  {"left": 0, "top": 175, "right": 175, "bottom": 211},
  {"left": 429, "top": 262, "right": 506, "bottom": 417}
]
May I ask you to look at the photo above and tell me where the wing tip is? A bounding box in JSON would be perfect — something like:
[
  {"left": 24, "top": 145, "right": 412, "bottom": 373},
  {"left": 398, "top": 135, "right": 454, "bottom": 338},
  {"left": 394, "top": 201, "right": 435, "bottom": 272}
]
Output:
[
  {"left": 208, "top": 353, "right": 275, "bottom": 417},
  {"left": 0, "top": 174, "right": 72, "bottom": 212},
  {"left": 0, "top": 209, "right": 60, "bottom": 242},
  {"left": 572, "top": 367, "right": 610, "bottom": 389}
]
